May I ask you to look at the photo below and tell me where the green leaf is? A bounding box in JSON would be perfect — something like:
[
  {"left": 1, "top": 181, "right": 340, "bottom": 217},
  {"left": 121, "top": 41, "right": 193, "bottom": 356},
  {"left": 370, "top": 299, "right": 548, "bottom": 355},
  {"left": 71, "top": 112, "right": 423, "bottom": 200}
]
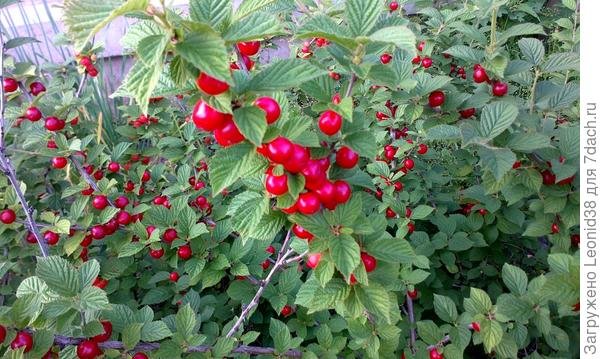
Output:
[
  {"left": 209, "top": 143, "right": 267, "bottom": 194},
  {"left": 232, "top": 106, "right": 267, "bottom": 146},
  {"left": 464, "top": 287, "right": 492, "bottom": 314},
  {"left": 224, "top": 12, "right": 284, "bottom": 42},
  {"left": 479, "top": 102, "right": 519, "bottom": 140},
  {"left": 113, "top": 57, "right": 163, "bottom": 115},
  {"left": 64, "top": 0, "right": 148, "bottom": 51},
  {"left": 226, "top": 191, "right": 269, "bottom": 239},
  {"left": 235, "top": 0, "right": 279, "bottom": 20},
  {"left": 345, "top": 0, "right": 382, "bottom": 36},
  {"left": 416, "top": 320, "right": 444, "bottom": 345},
  {"left": 122, "top": 323, "right": 143, "bottom": 350},
  {"left": 541, "top": 52, "right": 580, "bottom": 73},
  {"left": 175, "top": 304, "right": 197, "bottom": 338},
  {"left": 411, "top": 205, "right": 434, "bottom": 220},
  {"left": 366, "top": 237, "right": 416, "bottom": 264},
  {"left": 497, "top": 23, "right": 545, "bottom": 44},
  {"left": 433, "top": 294, "right": 458, "bottom": 323},
  {"left": 137, "top": 34, "right": 169, "bottom": 67},
  {"left": 296, "top": 15, "right": 357, "bottom": 49},
  {"left": 4, "top": 37, "right": 40, "bottom": 50},
  {"left": 518, "top": 38, "right": 545, "bottom": 66},
  {"left": 80, "top": 286, "right": 110, "bottom": 310},
  {"left": 247, "top": 59, "right": 329, "bottom": 92},
  {"left": 344, "top": 130, "right": 378, "bottom": 159},
  {"left": 36, "top": 256, "right": 81, "bottom": 297},
  {"left": 175, "top": 32, "right": 231, "bottom": 84},
  {"left": 478, "top": 146, "right": 516, "bottom": 180},
  {"left": 426, "top": 124, "right": 461, "bottom": 141},
  {"left": 481, "top": 319, "right": 504, "bottom": 353},
  {"left": 190, "top": 0, "right": 231, "bottom": 29},
  {"left": 506, "top": 132, "right": 552, "bottom": 152},
  {"left": 141, "top": 321, "right": 172, "bottom": 341},
  {"left": 443, "top": 45, "right": 485, "bottom": 63},
  {"left": 79, "top": 260, "right": 100, "bottom": 288},
  {"left": 355, "top": 283, "right": 392, "bottom": 323},
  {"left": 330, "top": 235, "right": 361, "bottom": 279},
  {"left": 368, "top": 26, "right": 416, "bottom": 53},
  {"left": 213, "top": 337, "right": 236, "bottom": 357},
  {"left": 502, "top": 263, "right": 528, "bottom": 296},
  {"left": 270, "top": 318, "right": 293, "bottom": 353}
]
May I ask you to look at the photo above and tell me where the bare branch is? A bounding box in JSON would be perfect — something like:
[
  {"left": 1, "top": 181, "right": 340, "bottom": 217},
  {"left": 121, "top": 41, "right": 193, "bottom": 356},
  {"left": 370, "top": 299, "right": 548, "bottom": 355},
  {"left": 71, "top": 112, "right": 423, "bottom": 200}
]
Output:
[
  {"left": 226, "top": 230, "right": 295, "bottom": 338},
  {"left": 406, "top": 293, "right": 417, "bottom": 353},
  {"left": 344, "top": 73, "right": 357, "bottom": 98},
  {"left": 0, "top": 33, "right": 49, "bottom": 257}
]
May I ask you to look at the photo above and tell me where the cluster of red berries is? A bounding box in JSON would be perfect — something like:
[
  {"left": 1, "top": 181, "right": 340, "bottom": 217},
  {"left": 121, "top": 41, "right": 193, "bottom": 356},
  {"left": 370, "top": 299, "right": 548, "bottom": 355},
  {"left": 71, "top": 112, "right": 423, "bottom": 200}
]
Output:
[
  {"left": 230, "top": 40, "right": 261, "bottom": 71},
  {"left": 299, "top": 37, "right": 329, "bottom": 58},
  {"left": 412, "top": 41, "right": 433, "bottom": 69},
  {"left": 130, "top": 113, "right": 159, "bottom": 128},
  {"left": 449, "top": 63, "right": 466, "bottom": 79},
  {"left": 78, "top": 55, "right": 99, "bottom": 77}
]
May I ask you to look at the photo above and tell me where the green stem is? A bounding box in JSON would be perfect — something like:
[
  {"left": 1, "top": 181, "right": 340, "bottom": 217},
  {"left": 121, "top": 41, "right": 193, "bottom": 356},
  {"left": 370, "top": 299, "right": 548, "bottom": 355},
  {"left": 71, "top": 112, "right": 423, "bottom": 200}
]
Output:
[
  {"left": 529, "top": 69, "right": 540, "bottom": 114},
  {"left": 488, "top": 7, "right": 498, "bottom": 54}
]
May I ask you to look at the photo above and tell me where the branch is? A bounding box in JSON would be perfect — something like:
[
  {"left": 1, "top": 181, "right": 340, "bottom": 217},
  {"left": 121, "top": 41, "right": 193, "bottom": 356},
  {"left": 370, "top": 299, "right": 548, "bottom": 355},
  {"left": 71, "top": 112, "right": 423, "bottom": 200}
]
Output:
[
  {"left": 0, "top": 33, "right": 49, "bottom": 257},
  {"left": 344, "top": 73, "right": 357, "bottom": 98},
  {"left": 226, "top": 229, "right": 294, "bottom": 338},
  {"left": 51, "top": 334, "right": 302, "bottom": 357},
  {"left": 75, "top": 73, "right": 88, "bottom": 98},
  {"left": 405, "top": 293, "right": 417, "bottom": 353},
  {"left": 427, "top": 335, "right": 451, "bottom": 351}
]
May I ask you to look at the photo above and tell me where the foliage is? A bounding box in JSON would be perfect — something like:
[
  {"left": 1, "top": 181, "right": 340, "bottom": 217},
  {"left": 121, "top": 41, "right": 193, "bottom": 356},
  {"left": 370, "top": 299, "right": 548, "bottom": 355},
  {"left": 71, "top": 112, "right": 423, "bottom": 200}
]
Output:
[{"left": 0, "top": 0, "right": 579, "bottom": 358}]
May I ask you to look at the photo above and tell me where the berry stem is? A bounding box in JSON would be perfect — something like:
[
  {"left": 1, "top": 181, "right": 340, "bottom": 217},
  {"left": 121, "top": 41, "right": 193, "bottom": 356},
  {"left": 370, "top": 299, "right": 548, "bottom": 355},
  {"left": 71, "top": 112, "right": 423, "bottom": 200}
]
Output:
[
  {"left": 0, "top": 33, "right": 49, "bottom": 257},
  {"left": 226, "top": 229, "right": 295, "bottom": 338}
]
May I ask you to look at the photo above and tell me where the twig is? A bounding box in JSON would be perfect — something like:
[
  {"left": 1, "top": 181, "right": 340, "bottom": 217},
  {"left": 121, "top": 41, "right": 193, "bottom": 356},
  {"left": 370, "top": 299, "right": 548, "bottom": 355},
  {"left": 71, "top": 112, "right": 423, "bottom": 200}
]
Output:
[
  {"left": 50, "top": 334, "right": 302, "bottom": 357},
  {"left": 75, "top": 73, "right": 87, "bottom": 98},
  {"left": 344, "top": 73, "right": 357, "bottom": 98},
  {"left": 406, "top": 293, "right": 417, "bottom": 353},
  {"left": 226, "top": 230, "right": 295, "bottom": 338},
  {"left": 0, "top": 33, "right": 49, "bottom": 257},
  {"left": 234, "top": 46, "right": 250, "bottom": 74},
  {"left": 426, "top": 335, "right": 451, "bottom": 351}
]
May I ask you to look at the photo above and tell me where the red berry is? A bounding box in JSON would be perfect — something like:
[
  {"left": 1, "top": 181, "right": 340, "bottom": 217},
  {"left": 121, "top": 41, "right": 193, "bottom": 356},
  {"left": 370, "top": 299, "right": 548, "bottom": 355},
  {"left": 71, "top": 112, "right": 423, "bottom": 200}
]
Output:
[
  {"left": 315, "top": 180, "right": 337, "bottom": 210},
  {"left": 177, "top": 244, "right": 192, "bottom": 260},
  {"left": 47, "top": 139, "right": 58, "bottom": 149},
  {"left": 407, "top": 222, "right": 415, "bottom": 233},
  {"left": 386, "top": 208, "right": 396, "bottom": 218},
  {"left": 2, "top": 77, "right": 18, "bottom": 92},
  {"left": 90, "top": 225, "right": 105, "bottom": 240},
  {"left": 77, "top": 339, "right": 102, "bottom": 359},
  {"left": 408, "top": 289, "right": 418, "bottom": 299},
  {"left": 492, "top": 81, "right": 508, "bottom": 96},
  {"left": 541, "top": 170, "right": 556, "bottom": 185},
  {"left": 471, "top": 322, "right": 481, "bottom": 332},
  {"left": 132, "top": 353, "right": 149, "bottom": 359},
  {"left": 417, "top": 144, "right": 428, "bottom": 155},
  {"left": 361, "top": 252, "right": 377, "bottom": 272},
  {"left": 349, "top": 274, "right": 357, "bottom": 284},
  {"left": 571, "top": 234, "right": 580, "bottom": 247},
  {"left": 403, "top": 158, "right": 415, "bottom": 170},
  {"left": 149, "top": 247, "right": 164, "bottom": 259},
  {"left": 429, "top": 348, "right": 444, "bottom": 359},
  {"left": 296, "top": 192, "right": 321, "bottom": 215},
  {"left": 196, "top": 72, "right": 229, "bottom": 95},
  {"left": 412, "top": 55, "right": 421, "bottom": 64},
  {"left": 262, "top": 259, "right": 271, "bottom": 269},
  {"left": 421, "top": 57, "right": 433, "bottom": 68},
  {"left": 283, "top": 144, "right": 309, "bottom": 173},
  {"left": 237, "top": 41, "right": 261, "bottom": 56},
  {"left": 163, "top": 228, "right": 178, "bottom": 243},
  {"left": 141, "top": 170, "right": 151, "bottom": 182},
  {"left": 93, "top": 170, "right": 104, "bottom": 181},
  {"left": 29, "top": 81, "right": 46, "bottom": 96},
  {"left": 267, "top": 137, "right": 293, "bottom": 163},
  {"left": 472, "top": 65, "right": 489, "bottom": 83},
  {"left": 417, "top": 41, "right": 426, "bottom": 52},
  {"left": 394, "top": 182, "right": 403, "bottom": 191},
  {"left": 292, "top": 224, "right": 314, "bottom": 241},
  {"left": 306, "top": 253, "right": 321, "bottom": 269},
  {"left": 280, "top": 304, "right": 293, "bottom": 317},
  {"left": 44, "top": 231, "right": 60, "bottom": 245},
  {"left": 405, "top": 207, "right": 412, "bottom": 218},
  {"left": 255, "top": 97, "right": 281, "bottom": 124},
  {"left": 192, "top": 100, "right": 228, "bottom": 131},
  {"left": 376, "top": 111, "right": 389, "bottom": 121},
  {"left": 459, "top": 108, "right": 475, "bottom": 118},
  {"left": 92, "top": 195, "right": 109, "bottom": 210},
  {"left": 318, "top": 110, "right": 343, "bottom": 136},
  {"left": 0, "top": 209, "right": 16, "bottom": 224},
  {"left": 107, "top": 161, "right": 120, "bottom": 172},
  {"left": 169, "top": 272, "right": 180, "bottom": 282},
  {"left": 265, "top": 171, "right": 289, "bottom": 196},
  {"left": 114, "top": 196, "right": 129, "bottom": 209},
  {"left": 551, "top": 223, "right": 560, "bottom": 234},
  {"left": 93, "top": 277, "right": 108, "bottom": 289},
  {"left": 389, "top": 1, "right": 398, "bottom": 11},
  {"left": 25, "top": 107, "right": 42, "bottom": 121},
  {"left": 103, "top": 220, "right": 118, "bottom": 235},
  {"left": 336, "top": 146, "right": 359, "bottom": 169},
  {"left": 333, "top": 180, "right": 352, "bottom": 204},
  {"left": 428, "top": 91, "right": 445, "bottom": 107},
  {"left": 380, "top": 53, "right": 392, "bottom": 64},
  {"left": 512, "top": 161, "right": 521, "bottom": 169},
  {"left": 214, "top": 118, "right": 245, "bottom": 147},
  {"left": 116, "top": 211, "right": 132, "bottom": 225},
  {"left": 92, "top": 321, "right": 112, "bottom": 342},
  {"left": 45, "top": 117, "right": 66, "bottom": 131},
  {"left": 301, "top": 159, "right": 326, "bottom": 190},
  {"left": 10, "top": 331, "right": 33, "bottom": 353}
]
